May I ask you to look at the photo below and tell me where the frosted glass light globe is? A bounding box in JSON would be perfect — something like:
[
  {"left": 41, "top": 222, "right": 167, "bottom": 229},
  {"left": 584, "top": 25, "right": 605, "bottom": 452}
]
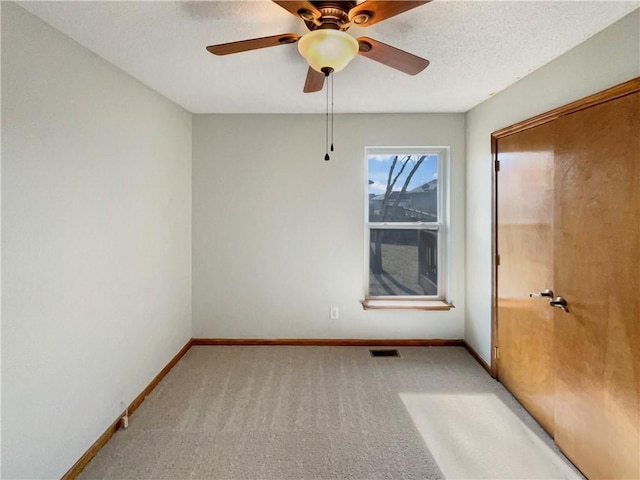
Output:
[{"left": 298, "top": 29, "right": 359, "bottom": 73}]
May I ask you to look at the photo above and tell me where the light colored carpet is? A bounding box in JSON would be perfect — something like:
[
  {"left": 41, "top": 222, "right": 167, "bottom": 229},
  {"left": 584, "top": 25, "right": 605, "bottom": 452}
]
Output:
[
  {"left": 79, "top": 346, "right": 581, "bottom": 479},
  {"left": 401, "top": 393, "right": 580, "bottom": 479}
]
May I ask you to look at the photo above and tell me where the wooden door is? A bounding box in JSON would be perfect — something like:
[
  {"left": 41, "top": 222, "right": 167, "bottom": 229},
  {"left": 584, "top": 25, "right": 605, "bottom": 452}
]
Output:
[
  {"left": 553, "top": 92, "right": 640, "bottom": 479},
  {"left": 495, "top": 81, "right": 640, "bottom": 479},
  {"left": 496, "top": 122, "right": 556, "bottom": 435}
]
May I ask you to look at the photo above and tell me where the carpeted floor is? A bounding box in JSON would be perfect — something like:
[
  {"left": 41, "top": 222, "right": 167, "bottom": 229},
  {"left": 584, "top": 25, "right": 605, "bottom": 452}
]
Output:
[
  {"left": 401, "top": 393, "right": 580, "bottom": 479},
  {"left": 79, "top": 346, "right": 581, "bottom": 479}
]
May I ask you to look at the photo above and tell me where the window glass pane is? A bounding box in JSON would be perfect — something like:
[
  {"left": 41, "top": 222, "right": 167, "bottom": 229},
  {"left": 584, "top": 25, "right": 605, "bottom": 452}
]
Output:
[
  {"left": 368, "top": 154, "right": 438, "bottom": 223},
  {"left": 369, "top": 229, "right": 438, "bottom": 296}
]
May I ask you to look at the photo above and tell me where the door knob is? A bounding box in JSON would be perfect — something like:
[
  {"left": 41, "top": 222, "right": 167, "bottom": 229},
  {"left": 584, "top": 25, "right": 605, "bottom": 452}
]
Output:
[
  {"left": 529, "top": 289, "right": 554, "bottom": 299},
  {"left": 550, "top": 296, "right": 570, "bottom": 313}
]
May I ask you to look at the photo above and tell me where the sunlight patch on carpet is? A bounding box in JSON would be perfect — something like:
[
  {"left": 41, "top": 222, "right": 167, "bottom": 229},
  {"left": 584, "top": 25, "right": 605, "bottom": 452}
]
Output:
[{"left": 400, "top": 393, "right": 581, "bottom": 479}]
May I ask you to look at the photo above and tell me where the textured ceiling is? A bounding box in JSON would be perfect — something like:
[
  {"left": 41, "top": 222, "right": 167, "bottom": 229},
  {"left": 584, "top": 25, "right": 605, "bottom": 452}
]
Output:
[{"left": 17, "top": 1, "right": 639, "bottom": 114}]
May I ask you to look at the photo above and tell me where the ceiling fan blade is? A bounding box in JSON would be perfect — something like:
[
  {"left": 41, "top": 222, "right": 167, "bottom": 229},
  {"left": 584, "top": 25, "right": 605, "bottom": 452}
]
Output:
[
  {"left": 271, "top": 1, "right": 322, "bottom": 21},
  {"left": 357, "top": 37, "right": 429, "bottom": 75},
  {"left": 206, "top": 33, "right": 300, "bottom": 56},
  {"left": 348, "top": 1, "right": 431, "bottom": 27},
  {"left": 303, "top": 67, "right": 325, "bottom": 93}
]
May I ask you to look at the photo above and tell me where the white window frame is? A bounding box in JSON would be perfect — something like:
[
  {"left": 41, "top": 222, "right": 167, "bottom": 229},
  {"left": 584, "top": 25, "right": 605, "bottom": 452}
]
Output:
[{"left": 364, "top": 146, "right": 450, "bottom": 306}]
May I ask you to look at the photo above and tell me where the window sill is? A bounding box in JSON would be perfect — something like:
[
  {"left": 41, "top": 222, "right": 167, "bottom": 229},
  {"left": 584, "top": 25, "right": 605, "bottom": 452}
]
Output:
[{"left": 361, "top": 299, "right": 454, "bottom": 311}]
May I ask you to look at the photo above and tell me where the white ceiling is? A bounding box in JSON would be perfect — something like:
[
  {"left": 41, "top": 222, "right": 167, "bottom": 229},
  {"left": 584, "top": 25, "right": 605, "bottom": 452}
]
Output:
[{"left": 18, "top": 1, "right": 639, "bottom": 114}]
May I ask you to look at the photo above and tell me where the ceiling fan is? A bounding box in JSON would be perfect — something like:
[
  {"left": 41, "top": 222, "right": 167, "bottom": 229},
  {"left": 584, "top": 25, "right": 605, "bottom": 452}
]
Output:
[{"left": 206, "top": 1, "right": 431, "bottom": 93}]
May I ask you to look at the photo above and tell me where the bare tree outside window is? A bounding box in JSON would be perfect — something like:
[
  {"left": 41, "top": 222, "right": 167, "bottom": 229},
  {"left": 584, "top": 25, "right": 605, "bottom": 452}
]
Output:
[
  {"left": 366, "top": 150, "right": 444, "bottom": 298},
  {"left": 371, "top": 155, "right": 426, "bottom": 273}
]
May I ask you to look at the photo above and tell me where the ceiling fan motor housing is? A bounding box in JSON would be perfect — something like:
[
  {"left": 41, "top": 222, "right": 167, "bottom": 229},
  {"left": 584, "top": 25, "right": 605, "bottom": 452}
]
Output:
[{"left": 303, "top": 1, "right": 358, "bottom": 31}]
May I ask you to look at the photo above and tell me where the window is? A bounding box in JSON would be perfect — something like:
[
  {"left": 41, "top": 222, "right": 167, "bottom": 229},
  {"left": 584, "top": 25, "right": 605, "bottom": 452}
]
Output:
[{"left": 364, "top": 147, "right": 450, "bottom": 309}]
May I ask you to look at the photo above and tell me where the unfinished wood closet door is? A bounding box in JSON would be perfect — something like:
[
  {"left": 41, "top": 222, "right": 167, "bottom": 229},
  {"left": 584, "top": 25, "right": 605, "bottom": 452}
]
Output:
[
  {"left": 496, "top": 122, "right": 556, "bottom": 435},
  {"left": 553, "top": 92, "right": 640, "bottom": 480}
]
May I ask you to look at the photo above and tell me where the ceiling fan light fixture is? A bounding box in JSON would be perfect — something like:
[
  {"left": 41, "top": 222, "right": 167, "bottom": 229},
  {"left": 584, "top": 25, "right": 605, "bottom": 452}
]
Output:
[{"left": 297, "top": 29, "right": 359, "bottom": 73}]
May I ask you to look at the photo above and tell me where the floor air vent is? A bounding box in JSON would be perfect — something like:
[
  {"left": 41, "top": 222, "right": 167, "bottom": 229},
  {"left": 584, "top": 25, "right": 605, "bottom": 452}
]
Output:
[{"left": 369, "top": 349, "right": 400, "bottom": 358}]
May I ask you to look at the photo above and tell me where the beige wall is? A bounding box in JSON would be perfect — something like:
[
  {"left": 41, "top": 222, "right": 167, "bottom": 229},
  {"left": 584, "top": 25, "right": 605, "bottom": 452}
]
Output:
[
  {"left": 193, "top": 114, "right": 466, "bottom": 339},
  {"left": 464, "top": 9, "right": 640, "bottom": 363},
  {"left": 1, "top": 3, "right": 193, "bottom": 478}
]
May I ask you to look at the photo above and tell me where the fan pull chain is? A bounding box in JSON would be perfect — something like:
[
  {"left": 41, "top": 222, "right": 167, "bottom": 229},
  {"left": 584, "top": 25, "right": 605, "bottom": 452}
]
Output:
[
  {"left": 320, "top": 67, "right": 334, "bottom": 161},
  {"left": 330, "top": 72, "right": 334, "bottom": 153},
  {"left": 325, "top": 71, "right": 330, "bottom": 161}
]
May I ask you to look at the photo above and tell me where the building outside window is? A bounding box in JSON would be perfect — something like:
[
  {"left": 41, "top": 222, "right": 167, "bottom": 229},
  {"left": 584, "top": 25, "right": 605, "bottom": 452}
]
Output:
[{"left": 365, "top": 147, "right": 449, "bottom": 304}]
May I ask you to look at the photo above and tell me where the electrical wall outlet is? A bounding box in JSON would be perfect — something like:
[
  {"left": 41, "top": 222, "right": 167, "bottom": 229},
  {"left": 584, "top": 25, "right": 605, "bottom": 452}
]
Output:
[{"left": 330, "top": 307, "right": 339, "bottom": 319}]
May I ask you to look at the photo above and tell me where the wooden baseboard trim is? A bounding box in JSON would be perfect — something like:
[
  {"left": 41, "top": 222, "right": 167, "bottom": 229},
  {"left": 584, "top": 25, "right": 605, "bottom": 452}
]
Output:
[
  {"left": 191, "top": 338, "right": 464, "bottom": 347},
  {"left": 61, "top": 338, "right": 193, "bottom": 480},
  {"left": 127, "top": 339, "right": 193, "bottom": 416},
  {"left": 60, "top": 412, "right": 122, "bottom": 480},
  {"left": 463, "top": 340, "right": 492, "bottom": 376}
]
